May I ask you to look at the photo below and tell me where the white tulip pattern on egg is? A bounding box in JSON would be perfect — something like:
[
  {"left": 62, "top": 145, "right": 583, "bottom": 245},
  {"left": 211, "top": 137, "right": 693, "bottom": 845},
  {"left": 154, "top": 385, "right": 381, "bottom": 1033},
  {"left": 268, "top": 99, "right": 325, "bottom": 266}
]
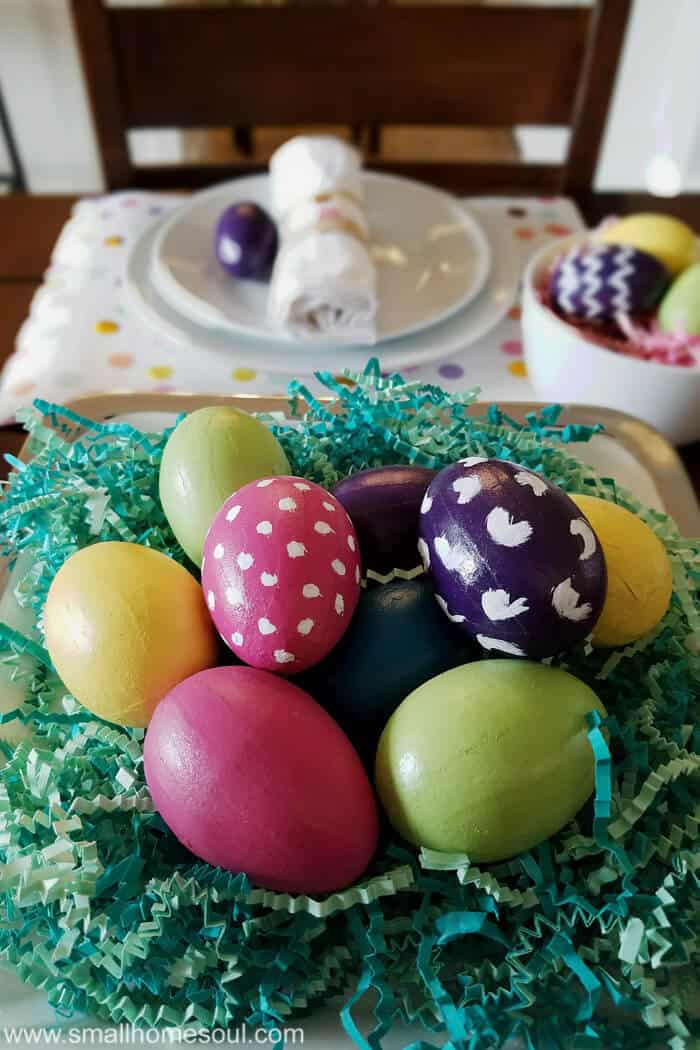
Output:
[
  {"left": 476, "top": 635, "right": 526, "bottom": 657},
  {"left": 486, "top": 507, "right": 533, "bottom": 548},
  {"left": 201, "top": 477, "right": 361, "bottom": 674},
  {"left": 481, "top": 589, "right": 529, "bottom": 622},
  {"left": 551, "top": 578, "right": 593, "bottom": 622},
  {"left": 433, "top": 537, "right": 477, "bottom": 578},
  {"left": 452, "top": 476, "right": 482, "bottom": 505},
  {"left": 435, "top": 594, "right": 466, "bottom": 624},
  {"left": 514, "top": 471, "right": 548, "bottom": 497},
  {"left": 570, "top": 517, "right": 597, "bottom": 560},
  {"left": 433, "top": 536, "right": 463, "bottom": 572},
  {"left": 419, "top": 458, "right": 606, "bottom": 658}
]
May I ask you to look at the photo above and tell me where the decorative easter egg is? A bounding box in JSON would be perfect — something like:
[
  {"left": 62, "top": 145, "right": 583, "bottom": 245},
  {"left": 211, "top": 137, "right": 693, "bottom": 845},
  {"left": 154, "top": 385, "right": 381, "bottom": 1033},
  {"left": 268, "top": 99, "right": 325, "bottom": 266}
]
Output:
[
  {"left": 419, "top": 458, "right": 607, "bottom": 658},
  {"left": 159, "top": 406, "right": 290, "bottom": 566},
  {"left": 571, "top": 495, "right": 673, "bottom": 647},
  {"left": 598, "top": 213, "right": 696, "bottom": 276},
  {"left": 375, "top": 660, "right": 607, "bottom": 861},
  {"left": 215, "top": 201, "right": 278, "bottom": 280},
  {"left": 333, "top": 465, "right": 436, "bottom": 573},
  {"left": 44, "top": 542, "right": 218, "bottom": 728},
  {"left": 658, "top": 262, "right": 700, "bottom": 336},
  {"left": 298, "top": 579, "right": 474, "bottom": 765},
  {"left": 549, "top": 243, "right": 668, "bottom": 321},
  {"left": 144, "top": 665, "right": 378, "bottom": 893},
  {"left": 201, "top": 477, "right": 361, "bottom": 673}
]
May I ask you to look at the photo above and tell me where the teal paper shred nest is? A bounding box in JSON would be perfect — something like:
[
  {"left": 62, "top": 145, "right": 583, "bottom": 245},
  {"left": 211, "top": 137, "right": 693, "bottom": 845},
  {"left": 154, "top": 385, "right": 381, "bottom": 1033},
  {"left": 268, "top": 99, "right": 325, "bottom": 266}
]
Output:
[{"left": 0, "top": 360, "right": 699, "bottom": 1048}]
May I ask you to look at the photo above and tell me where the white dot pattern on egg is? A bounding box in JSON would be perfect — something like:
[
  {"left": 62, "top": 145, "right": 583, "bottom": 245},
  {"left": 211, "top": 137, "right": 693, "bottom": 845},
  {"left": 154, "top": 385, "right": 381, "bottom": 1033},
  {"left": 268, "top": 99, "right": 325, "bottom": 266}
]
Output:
[
  {"left": 419, "top": 458, "right": 607, "bottom": 659},
  {"left": 201, "top": 476, "right": 362, "bottom": 673},
  {"left": 225, "top": 585, "right": 243, "bottom": 607}
]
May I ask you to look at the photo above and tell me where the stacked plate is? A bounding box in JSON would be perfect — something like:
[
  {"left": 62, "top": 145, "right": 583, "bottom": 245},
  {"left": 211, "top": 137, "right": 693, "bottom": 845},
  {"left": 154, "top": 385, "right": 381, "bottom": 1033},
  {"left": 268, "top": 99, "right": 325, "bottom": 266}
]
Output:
[{"left": 125, "top": 172, "right": 520, "bottom": 374}]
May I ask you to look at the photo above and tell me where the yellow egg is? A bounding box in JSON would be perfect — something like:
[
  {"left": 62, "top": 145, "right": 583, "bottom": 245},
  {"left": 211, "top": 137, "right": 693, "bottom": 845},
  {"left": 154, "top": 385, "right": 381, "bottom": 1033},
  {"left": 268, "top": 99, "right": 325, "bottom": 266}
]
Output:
[
  {"left": 598, "top": 213, "right": 696, "bottom": 276},
  {"left": 44, "top": 542, "right": 218, "bottom": 728},
  {"left": 571, "top": 495, "right": 673, "bottom": 648}
]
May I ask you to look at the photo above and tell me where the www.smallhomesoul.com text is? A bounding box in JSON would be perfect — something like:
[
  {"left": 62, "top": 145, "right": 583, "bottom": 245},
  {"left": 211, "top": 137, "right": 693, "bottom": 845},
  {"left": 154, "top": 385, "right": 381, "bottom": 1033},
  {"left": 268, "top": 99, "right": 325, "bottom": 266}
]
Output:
[{"left": 1, "top": 1024, "right": 305, "bottom": 1046}]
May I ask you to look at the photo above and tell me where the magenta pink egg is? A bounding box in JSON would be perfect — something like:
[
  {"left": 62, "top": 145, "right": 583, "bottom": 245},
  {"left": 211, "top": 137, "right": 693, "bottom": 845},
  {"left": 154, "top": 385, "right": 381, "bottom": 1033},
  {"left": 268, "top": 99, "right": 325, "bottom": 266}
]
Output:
[
  {"left": 201, "top": 476, "right": 361, "bottom": 673},
  {"left": 144, "top": 665, "right": 379, "bottom": 893}
]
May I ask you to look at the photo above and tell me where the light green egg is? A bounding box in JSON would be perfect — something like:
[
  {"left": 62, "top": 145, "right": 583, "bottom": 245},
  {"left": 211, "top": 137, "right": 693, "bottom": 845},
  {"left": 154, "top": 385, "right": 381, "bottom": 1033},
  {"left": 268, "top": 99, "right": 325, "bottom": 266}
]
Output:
[
  {"left": 375, "top": 660, "right": 606, "bottom": 862},
  {"left": 658, "top": 262, "right": 700, "bottom": 336},
  {"left": 159, "top": 406, "right": 290, "bottom": 565}
]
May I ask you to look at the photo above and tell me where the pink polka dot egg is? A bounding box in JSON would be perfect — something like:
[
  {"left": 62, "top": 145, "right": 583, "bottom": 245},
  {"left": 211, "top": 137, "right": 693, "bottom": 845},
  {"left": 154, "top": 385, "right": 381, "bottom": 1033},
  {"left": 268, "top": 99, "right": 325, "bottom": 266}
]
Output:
[{"left": 201, "top": 477, "right": 361, "bottom": 673}]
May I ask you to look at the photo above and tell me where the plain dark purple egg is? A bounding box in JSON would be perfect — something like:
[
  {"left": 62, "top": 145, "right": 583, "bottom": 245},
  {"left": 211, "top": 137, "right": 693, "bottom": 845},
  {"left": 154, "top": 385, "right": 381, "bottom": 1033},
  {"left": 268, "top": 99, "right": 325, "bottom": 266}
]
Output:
[
  {"left": 333, "top": 465, "right": 436, "bottom": 574},
  {"left": 215, "top": 201, "right": 278, "bottom": 281},
  {"left": 549, "top": 243, "right": 668, "bottom": 321},
  {"left": 419, "top": 458, "right": 607, "bottom": 659}
]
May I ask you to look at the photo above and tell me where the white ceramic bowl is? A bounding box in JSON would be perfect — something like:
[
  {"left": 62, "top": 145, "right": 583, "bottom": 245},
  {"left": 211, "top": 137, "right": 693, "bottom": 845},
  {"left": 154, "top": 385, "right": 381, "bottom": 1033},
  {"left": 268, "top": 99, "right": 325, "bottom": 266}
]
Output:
[{"left": 522, "top": 233, "right": 700, "bottom": 446}]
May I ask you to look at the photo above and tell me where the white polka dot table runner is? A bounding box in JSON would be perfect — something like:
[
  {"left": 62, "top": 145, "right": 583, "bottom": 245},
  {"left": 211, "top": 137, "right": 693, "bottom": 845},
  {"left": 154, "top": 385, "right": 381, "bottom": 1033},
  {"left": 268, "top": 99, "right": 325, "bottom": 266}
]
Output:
[{"left": 0, "top": 193, "right": 583, "bottom": 424}]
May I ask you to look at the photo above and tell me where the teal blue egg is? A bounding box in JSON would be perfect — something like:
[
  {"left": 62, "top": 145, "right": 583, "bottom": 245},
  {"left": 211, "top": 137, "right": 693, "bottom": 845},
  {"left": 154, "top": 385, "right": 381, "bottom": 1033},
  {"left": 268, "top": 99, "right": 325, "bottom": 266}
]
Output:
[{"left": 297, "top": 578, "right": 475, "bottom": 766}]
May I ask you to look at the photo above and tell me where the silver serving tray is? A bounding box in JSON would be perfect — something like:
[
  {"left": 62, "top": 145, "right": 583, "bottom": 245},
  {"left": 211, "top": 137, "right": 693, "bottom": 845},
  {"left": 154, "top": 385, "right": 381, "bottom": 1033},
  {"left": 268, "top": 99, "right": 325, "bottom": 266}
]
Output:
[{"left": 2, "top": 394, "right": 698, "bottom": 1047}]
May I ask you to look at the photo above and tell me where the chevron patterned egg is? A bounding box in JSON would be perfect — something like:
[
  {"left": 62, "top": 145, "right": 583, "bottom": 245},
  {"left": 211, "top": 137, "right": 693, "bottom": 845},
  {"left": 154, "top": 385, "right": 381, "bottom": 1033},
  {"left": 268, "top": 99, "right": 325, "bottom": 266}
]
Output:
[
  {"left": 201, "top": 477, "right": 361, "bottom": 673},
  {"left": 549, "top": 243, "right": 668, "bottom": 322},
  {"left": 419, "top": 459, "right": 607, "bottom": 658}
]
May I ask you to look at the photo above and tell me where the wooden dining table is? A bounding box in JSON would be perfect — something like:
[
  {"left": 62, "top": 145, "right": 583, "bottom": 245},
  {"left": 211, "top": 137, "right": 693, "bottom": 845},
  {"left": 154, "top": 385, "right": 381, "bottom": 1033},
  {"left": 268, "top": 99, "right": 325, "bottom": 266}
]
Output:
[{"left": 1, "top": 192, "right": 700, "bottom": 503}]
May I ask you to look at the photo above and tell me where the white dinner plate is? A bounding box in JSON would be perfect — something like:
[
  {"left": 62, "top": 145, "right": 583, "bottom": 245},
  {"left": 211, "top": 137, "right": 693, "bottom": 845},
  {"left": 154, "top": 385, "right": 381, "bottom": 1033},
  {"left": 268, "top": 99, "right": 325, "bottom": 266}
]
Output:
[
  {"left": 126, "top": 206, "right": 518, "bottom": 374},
  {"left": 150, "top": 172, "right": 492, "bottom": 346}
]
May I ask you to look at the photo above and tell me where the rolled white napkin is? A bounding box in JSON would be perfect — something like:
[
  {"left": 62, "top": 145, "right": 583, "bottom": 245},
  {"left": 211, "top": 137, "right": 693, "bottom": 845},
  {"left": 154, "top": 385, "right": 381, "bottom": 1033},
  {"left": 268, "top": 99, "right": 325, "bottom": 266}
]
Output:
[
  {"left": 270, "top": 135, "right": 364, "bottom": 218},
  {"left": 267, "top": 136, "right": 378, "bottom": 344}
]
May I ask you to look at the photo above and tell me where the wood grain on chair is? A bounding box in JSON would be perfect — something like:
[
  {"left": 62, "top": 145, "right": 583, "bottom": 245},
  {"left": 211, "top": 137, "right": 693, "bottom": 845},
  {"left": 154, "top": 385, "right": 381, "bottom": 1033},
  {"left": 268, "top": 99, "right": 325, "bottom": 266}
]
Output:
[{"left": 70, "top": 0, "right": 631, "bottom": 199}]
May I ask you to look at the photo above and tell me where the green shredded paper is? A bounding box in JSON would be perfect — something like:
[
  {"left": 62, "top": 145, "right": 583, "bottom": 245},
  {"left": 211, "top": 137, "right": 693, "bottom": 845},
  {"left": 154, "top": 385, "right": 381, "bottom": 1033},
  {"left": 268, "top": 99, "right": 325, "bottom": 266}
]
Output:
[{"left": 0, "top": 361, "right": 699, "bottom": 1048}]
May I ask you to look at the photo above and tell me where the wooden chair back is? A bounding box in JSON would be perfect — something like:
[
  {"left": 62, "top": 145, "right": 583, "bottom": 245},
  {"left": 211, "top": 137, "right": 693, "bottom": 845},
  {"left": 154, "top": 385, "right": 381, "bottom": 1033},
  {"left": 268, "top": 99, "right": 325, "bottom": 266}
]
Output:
[{"left": 70, "top": 0, "right": 631, "bottom": 196}]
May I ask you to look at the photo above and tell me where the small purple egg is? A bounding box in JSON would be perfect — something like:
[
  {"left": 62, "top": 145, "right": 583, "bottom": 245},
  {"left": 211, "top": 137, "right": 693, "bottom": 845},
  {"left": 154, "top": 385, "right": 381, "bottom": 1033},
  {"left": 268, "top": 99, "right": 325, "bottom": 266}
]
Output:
[
  {"left": 215, "top": 201, "right": 278, "bottom": 281},
  {"left": 549, "top": 243, "right": 668, "bottom": 321},
  {"left": 419, "top": 458, "right": 607, "bottom": 659},
  {"left": 334, "top": 465, "right": 436, "bottom": 573}
]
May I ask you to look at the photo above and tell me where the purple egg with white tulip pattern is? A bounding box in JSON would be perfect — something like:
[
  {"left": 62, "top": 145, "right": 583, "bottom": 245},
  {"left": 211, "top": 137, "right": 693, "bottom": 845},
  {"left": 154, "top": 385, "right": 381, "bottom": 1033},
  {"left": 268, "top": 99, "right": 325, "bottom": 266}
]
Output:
[
  {"left": 215, "top": 201, "right": 278, "bottom": 281},
  {"left": 549, "top": 243, "right": 668, "bottom": 322},
  {"left": 419, "top": 458, "right": 607, "bottom": 659}
]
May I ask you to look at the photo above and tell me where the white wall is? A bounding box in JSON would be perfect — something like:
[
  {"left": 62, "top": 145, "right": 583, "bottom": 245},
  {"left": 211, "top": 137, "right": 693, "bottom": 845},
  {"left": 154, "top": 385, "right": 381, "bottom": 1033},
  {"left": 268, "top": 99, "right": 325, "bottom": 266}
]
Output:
[
  {"left": 596, "top": 0, "right": 700, "bottom": 192},
  {"left": 0, "top": 0, "right": 103, "bottom": 192},
  {"left": 1, "top": 0, "right": 699, "bottom": 194}
]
